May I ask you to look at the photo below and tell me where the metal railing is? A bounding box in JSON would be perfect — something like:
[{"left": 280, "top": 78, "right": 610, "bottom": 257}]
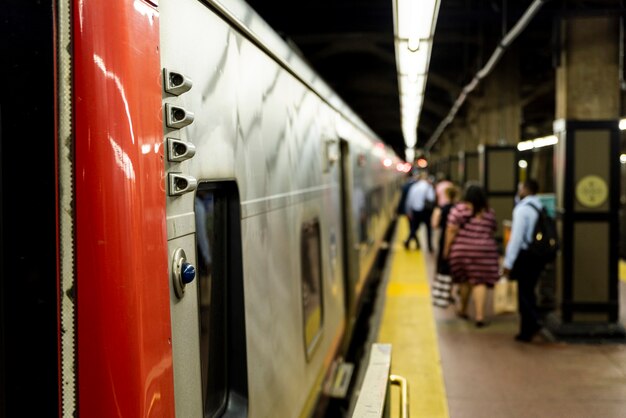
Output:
[{"left": 351, "top": 344, "right": 409, "bottom": 418}]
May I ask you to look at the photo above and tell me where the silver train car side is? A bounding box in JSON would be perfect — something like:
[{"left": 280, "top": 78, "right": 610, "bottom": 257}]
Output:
[{"left": 163, "top": 1, "right": 403, "bottom": 415}]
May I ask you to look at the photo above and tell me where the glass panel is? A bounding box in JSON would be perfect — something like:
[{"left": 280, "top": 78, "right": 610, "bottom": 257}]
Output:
[
  {"left": 301, "top": 220, "right": 323, "bottom": 357},
  {"left": 195, "top": 188, "right": 227, "bottom": 417}
]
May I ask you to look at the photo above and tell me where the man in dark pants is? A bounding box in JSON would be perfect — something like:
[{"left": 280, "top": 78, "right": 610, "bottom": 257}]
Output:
[
  {"left": 502, "top": 179, "right": 552, "bottom": 342},
  {"left": 403, "top": 172, "right": 435, "bottom": 251}
]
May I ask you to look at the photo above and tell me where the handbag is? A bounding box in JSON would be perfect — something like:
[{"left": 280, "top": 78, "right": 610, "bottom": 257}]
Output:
[
  {"left": 493, "top": 277, "right": 518, "bottom": 314},
  {"left": 432, "top": 273, "right": 453, "bottom": 308}
]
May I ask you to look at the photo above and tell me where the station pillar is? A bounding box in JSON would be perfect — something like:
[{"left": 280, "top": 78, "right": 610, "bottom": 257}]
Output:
[
  {"left": 474, "top": 52, "right": 521, "bottom": 244},
  {"left": 552, "top": 16, "right": 624, "bottom": 337},
  {"left": 479, "top": 144, "right": 518, "bottom": 243},
  {"left": 459, "top": 150, "right": 479, "bottom": 185},
  {"left": 478, "top": 52, "right": 521, "bottom": 146}
]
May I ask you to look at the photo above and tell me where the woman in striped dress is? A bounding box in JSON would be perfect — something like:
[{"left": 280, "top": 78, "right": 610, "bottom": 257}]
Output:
[{"left": 443, "top": 184, "right": 499, "bottom": 327}]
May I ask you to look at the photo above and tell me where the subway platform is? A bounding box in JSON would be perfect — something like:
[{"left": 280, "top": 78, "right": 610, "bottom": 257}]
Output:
[{"left": 375, "top": 218, "right": 626, "bottom": 418}]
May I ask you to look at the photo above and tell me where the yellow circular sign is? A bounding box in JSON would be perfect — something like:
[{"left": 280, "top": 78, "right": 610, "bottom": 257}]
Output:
[{"left": 575, "top": 175, "right": 608, "bottom": 208}]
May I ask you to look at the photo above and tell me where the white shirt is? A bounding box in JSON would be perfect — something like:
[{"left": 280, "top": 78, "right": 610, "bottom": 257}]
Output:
[{"left": 405, "top": 180, "right": 435, "bottom": 212}]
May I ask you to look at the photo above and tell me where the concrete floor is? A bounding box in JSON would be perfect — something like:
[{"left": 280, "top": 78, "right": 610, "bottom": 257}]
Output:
[
  {"left": 381, "top": 219, "right": 626, "bottom": 417},
  {"left": 435, "top": 309, "right": 626, "bottom": 417},
  {"left": 429, "top": 251, "right": 626, "bottom": 417}
]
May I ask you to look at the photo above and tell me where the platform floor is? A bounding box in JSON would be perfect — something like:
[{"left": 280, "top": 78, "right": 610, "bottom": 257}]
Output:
[{"left": 377, "top": 219, "right": 626, "bottom": 418}]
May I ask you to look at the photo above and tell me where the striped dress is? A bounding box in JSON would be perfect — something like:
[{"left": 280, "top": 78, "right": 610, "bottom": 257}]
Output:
[{"left": 447, "top": 203, "right": 500, "bottom": 286}]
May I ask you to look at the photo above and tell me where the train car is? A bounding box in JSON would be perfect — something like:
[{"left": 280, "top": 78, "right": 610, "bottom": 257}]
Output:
[{"left": 0, "top": 0, "right": 404, "bottom": 416}]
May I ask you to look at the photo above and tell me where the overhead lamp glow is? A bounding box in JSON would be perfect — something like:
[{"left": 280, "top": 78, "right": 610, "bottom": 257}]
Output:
[
  {"left": 620, "top": 154, "right": 626, "bottom": 164},
  {"left": 395, "top": 0, "right": 440, "bottom": 41},
  {"left": 407, "top": 37, "right": 420, "bottom": 52},
  {"left": 516, "top": 135, "right": 558, "bottom": 151},
  {"left": 403, "top": 132, "right": 417, "bottom": 149},
  {"left": 396, "top": 40, "right": 431, "bottom": 76},
  {"left": 533, "top": 135, "right": 558, "bottom": 148},
  {"left": 518, "top": 160, "right": 528, "bottom": 169},
  {"left": 399, "top": 74, "right": 426, "bottom": 95},
  {"left": 405, "top": 148, "right": 415, "bottom": 162},
  {"left": 620, "top": 118, "right": 626, "bottom": 130},
  {"left": 393, "top": 0, "right": 440, "bottom": 150},
  {"left": 517, "top": 140, "right": 534, "bottom": 151}
]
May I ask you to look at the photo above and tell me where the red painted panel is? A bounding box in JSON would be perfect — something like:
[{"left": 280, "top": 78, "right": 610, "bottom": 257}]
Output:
[{"left": 73, "top": 0, "right": 175, "bottom": 416}]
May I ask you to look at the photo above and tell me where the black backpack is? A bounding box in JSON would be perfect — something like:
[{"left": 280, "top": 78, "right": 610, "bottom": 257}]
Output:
[{"left": 525, "top": 203, "right": 558, "bottom": 264}]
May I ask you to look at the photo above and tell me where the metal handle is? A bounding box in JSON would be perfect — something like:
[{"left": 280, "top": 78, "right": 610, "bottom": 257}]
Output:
[
  {"left": 165, "top": 103, "right": 195, "bottom": 129},
  {"left": 389, "top": 374, "right": 409, "bottom": 418},
  {"left": 163, "top": 68, "right": 193, "bottom": 96},
  {"left": 167, "top": 138, "right": 196, "bottom": 162},
  {"left": 168, "top": 173, "right": 198, "bottom": 196}
]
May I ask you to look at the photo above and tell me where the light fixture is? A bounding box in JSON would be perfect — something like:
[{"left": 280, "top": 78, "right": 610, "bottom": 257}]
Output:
[
  {"left": 516, "top": 135, "right": 558, "bottom": 151},
  {"left": 393, "top": 0, "right": 441, "bottom": 149},
  {"left": 620, "top": 154, "right": 626, "bottom": 164},
  {"left": 395, "top": 0, "right": 439, "bottom": 42},
  {"left": 518, "top": 160, "right": 528, "bottom": 169},
  {"left": 619, "top": 118, "right": 626, "bottom": 130},
  {"left": 405, "top": 148, "right": 415, "bottom": 162}
]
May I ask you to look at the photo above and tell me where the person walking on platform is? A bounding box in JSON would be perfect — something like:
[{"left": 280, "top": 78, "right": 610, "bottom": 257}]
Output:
[
  {"left": 435, "top": 173, "right": 453, "bottom": 207},
  {"left": 404, "top": 172, "right": 435, "bottom": 251},
  {"left": 431, "top": 185, "right": 459, "bottom": 307},
  {"left": 443, "top": 183, "right": 499, "bottom": 327},
  {"left": 502, "top": 179, "right": 550, "bottom": 342},
  {"left": 396, "top": 171, "right": 418, "bottom": 218}
]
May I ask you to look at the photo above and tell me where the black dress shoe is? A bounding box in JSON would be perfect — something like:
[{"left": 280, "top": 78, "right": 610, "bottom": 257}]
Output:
[
  {"left": 515, "top": 324, "right": 543, "bottom": 342},
  {"left": 475, "top": 321, "right": 487, "bottom": 328}
]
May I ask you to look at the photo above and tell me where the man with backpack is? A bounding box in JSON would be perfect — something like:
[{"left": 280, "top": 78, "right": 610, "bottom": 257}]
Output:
[{"left": 503, "top": 179, "right": 557, "bottom": 342}]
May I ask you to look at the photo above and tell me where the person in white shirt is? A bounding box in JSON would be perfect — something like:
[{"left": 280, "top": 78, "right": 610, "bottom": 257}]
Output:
[
  {"left": 503, "top": 179, "right": 548, "bottom": 342},
  {"left": 403, "top": 172, "right": 436, "bottom": 251}
]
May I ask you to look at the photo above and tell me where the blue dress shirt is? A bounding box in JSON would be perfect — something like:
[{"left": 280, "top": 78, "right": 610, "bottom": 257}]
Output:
[{"left": 503, "top": 195, "right": 543, "bottom": 270}]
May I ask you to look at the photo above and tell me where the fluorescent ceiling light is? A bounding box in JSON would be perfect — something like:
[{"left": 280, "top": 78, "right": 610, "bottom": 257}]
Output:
[
  {"left": 533, "top": 135, "right": 558, "bottom": 148},
  {"left": 396, "top": 40, "right": 431, "bottom": 76},
  {"left": 399, "top": 74, "right": 426, "bottom": 96},
  {"left": 517, "top": 140, "right": 534, "bottom": 151},
  {"left": 517, "top": 135, "right": 558, "bottom": 151},
  {"left": 405, "top": 148, "right": 415, "bottom": 162},
  {"left": 402, "top": 131, "right": 417, "bottom": 148},
  {"left": 393, "top": 0, "right": 440, "bottom": 149},
  {"left": 396, "top": 0, "right": 439, "bottom": 41},
  {"left": 400, "top": 96, "right": 423, "bottom": 113}
]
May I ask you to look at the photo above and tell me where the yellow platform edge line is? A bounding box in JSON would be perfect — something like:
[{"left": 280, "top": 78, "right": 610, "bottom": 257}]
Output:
[
  {"left": 377, "top": 218, "right": 449, "bottom": 418},
  {"left": 620, "top": 260, "right": 626, "bottom": 283}
]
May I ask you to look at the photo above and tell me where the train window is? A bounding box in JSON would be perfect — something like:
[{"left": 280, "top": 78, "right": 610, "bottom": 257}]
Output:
[
  {"left": 195, "top": 188, "right": 228, "bottom": 416},
  {"left": 195, "top": 182, "right": 249, "bottom": 417},
  {"left": 301, "top": 220, "right": 324, "bottom": 358}
]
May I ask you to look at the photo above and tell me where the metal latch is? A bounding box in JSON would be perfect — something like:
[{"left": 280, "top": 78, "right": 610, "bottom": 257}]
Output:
[
  {"left": 163, "top": 69, "right": 193, "bottom": 96},
  {"left": 168, "top": 173, "right": 197, "bottom": 196},
  {"left": 165, "top": 104, "right": 195, "bottom": 129},
  {"left": 167, "top": 138, "right": 196, "bottom": 162}
]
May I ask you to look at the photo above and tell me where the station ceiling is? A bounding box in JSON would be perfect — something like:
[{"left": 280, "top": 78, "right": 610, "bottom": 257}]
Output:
[{"left": 246, "top": 0, "right": 622, "bottom": 158}]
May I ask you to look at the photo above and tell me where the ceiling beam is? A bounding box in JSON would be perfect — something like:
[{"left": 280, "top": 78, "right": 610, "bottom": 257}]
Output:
[
  {"left": 427, "top": 72, "right": 462, "bottom": 98},
  {"left": 520, "top": 80, "right": 554, "bottom": 107},
  {"left": 308, "top": 41, "right": 395, "bottom": 65}
]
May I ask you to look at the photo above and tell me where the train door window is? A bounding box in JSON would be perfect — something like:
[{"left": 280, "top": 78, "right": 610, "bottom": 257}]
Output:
[
  {"left": 195, "top": 187, "right": 228, "bottom": 416},
  {"left": 301, "top": 220, "right": 324, "bottom": 358},
  {"left": 194, "top": 182, "right": 249, "bottom": 417}
]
